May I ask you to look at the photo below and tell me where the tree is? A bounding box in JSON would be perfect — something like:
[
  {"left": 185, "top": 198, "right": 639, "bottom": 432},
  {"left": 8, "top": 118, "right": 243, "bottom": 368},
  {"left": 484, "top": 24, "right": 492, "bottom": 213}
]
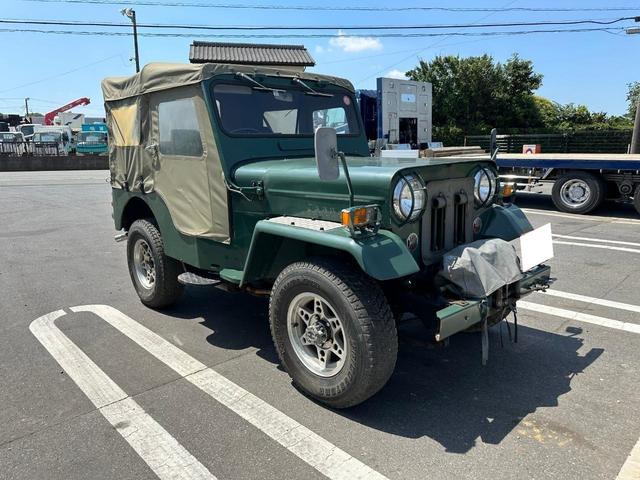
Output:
[
  {"left": 406, "top": 54, "right": 544, "bottom": 142},
  {"left": 627, "top": 81, "right": 640, "bottom": 118}
]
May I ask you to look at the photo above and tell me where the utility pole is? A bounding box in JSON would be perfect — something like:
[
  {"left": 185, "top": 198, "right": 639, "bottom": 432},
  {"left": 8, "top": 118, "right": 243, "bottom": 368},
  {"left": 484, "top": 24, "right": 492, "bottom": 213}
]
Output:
[
  {"left": 24, "top": 97, "right": 30, "bottom": 120},
  {"left": 628, "top": 26, "right": 640, "bottom": 154},
  {"left": 121, "top": 8, "right": 140, "bottom": 73}
]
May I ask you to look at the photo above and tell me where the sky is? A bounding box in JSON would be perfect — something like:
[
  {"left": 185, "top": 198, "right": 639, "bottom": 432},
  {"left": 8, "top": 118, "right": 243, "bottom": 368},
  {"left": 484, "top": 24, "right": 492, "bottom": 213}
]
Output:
[{"left": 0, "top": 0, "right": 639, "bottom": 119}]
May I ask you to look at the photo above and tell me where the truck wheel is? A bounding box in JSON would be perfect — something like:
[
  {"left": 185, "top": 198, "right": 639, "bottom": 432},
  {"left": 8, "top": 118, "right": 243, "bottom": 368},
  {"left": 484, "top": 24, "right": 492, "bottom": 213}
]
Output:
[
  {"left": 552, "top": 171, "right": 605, "bottom": 214},
  {"left": 634, "top": 184, "right": 640, "bottom": 216},
  {"left": 269, "top": 259, "right": 397, "bottom": 408},
  {"left": 127, "top": 219, "right": 184, "bottom": 308}
]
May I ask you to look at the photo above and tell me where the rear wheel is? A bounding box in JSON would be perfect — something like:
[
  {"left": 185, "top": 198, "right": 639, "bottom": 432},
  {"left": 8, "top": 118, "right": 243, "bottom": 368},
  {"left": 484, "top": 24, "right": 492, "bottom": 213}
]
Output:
[
  {"left": 634, "top": 184, "right": 640, "bottom": 216},
  {"left": 127, "top": 219, "right": 184, "bottom": 308},
  {"left": 269, "top": 258, "right": 397, "bottom": 408},
  {"left": 552, "top": 171, "right": 605, "bottom": 214}
]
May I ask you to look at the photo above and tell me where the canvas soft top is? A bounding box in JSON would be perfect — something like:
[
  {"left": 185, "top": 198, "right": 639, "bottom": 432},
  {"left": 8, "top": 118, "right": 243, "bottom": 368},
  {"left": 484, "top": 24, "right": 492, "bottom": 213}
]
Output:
[{"left": 101, "top": 62, "right": 355, "bottom": 102}]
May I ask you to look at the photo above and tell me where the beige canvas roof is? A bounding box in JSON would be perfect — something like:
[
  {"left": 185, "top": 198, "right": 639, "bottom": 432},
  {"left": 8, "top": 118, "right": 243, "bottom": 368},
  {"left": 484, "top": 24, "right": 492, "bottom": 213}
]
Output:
[{"left": 101, "top": 62, "right": 355, "bottom": 102}]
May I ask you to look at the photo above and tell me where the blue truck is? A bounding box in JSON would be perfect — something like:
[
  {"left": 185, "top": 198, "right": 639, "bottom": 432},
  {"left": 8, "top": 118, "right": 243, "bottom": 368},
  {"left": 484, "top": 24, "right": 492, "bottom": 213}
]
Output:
[{"left": 76, "top": 122, "right": 108, "bottom": 156}]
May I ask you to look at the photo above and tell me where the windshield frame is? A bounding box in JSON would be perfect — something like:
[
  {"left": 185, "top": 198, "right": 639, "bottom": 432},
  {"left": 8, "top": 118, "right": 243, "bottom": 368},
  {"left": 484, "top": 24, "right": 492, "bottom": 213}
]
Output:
[{"left": 210, "top": 77, "right": 362, "bottom": 140}]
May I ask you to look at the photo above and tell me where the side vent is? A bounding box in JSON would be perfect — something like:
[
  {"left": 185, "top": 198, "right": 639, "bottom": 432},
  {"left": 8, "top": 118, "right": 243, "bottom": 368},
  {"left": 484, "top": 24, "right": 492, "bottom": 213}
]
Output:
[
  {"left": 430, "top": 194, "right": 446, "bottom": 251},
  {"left": 454, "top": 191, "right": 468, "bottom": 245}
]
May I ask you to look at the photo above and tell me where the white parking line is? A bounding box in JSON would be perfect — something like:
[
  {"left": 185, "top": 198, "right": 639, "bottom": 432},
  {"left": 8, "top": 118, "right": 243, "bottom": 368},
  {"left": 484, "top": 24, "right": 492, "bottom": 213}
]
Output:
[
  {"left": 542, "top": 289, "right": 640, "bottom": 314},
  {"left": 617, "top": 436, "right": 640, "bottom": 480},
  {"left": 521, "top": 208, "right": 640, "bottom": 225},
  {"left": 29, "top": 310, "right": 217, "bottom": 480},
  {"left": 517, "top": 301, "right": 640, "bottom": 334},
  {"left": 553, "top": 234, "right": 640, "bottom": 248},
  {"left": 552, "top": 240, "right": 640, "bottom": 254},
  {"left": 70, "top": 304, "right": 388, "bottom": 480}
]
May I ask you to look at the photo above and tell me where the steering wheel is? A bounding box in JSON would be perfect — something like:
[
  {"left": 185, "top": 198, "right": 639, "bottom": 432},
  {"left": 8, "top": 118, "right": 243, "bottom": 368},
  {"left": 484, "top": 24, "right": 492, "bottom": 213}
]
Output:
[{"left": 230, "top": 127, "right": 261, "bottom": 134}]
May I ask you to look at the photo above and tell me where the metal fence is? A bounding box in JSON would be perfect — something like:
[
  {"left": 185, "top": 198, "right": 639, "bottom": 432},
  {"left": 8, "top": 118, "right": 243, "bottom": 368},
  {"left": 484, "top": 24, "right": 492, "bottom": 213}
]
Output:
[
  {"left": 465, "top": 130, "right": 633, "bottom": 154},
  {"left": 0, "top": 142, "right": 64, "bottom": 156}
]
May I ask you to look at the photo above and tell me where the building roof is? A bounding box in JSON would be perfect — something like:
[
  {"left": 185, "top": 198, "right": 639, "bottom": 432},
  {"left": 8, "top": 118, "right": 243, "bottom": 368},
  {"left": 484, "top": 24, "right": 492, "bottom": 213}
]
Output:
[{"left": 189, "top": 41, "right": 315, "bottom": 67}]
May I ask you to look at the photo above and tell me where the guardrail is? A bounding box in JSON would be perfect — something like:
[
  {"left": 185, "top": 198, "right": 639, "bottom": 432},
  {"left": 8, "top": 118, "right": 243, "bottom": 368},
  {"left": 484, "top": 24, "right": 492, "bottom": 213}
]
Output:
[
  {"left": 0, "top": 142, "right": 63, "bottom": 156},
  {"left": 465, "top": 131, "right": 633, "bottom": 154}
]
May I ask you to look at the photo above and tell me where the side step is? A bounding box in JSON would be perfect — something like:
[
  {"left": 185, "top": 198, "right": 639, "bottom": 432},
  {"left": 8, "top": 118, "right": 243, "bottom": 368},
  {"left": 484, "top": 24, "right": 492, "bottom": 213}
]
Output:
[{"left": 177, "top": 271, "right": 221, "bottom": 287}]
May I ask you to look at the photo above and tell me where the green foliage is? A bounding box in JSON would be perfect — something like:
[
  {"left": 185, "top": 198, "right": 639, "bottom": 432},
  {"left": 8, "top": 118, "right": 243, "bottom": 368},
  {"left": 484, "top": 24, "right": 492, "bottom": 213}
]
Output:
[
  {"left": 407, "top": 54, "right": 543, "bottom": 137},
  {"left": 627, "top": 81, "right": 640, "bottom": 118},
  {"left": 406, "top": 53, "right": 632, "bottom": 142}
]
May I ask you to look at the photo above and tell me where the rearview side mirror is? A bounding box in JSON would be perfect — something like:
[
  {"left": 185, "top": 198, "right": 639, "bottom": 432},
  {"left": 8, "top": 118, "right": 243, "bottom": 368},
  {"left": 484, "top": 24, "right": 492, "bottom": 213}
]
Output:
[{"left": 314, "top": 127, "right": 339, "bottom": 181}]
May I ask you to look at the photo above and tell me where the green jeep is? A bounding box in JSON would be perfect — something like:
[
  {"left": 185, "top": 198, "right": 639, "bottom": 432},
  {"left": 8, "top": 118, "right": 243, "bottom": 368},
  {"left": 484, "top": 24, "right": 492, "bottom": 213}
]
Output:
[{"left": 102, "top": 63, "right": 552, "bottom": 408}]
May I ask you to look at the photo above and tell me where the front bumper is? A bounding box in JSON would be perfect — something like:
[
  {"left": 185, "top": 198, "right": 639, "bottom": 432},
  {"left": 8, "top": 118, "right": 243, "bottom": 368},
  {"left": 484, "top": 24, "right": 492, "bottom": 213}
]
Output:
[{"left": 435, "top": 264, "right": 552, "bottom": 341}]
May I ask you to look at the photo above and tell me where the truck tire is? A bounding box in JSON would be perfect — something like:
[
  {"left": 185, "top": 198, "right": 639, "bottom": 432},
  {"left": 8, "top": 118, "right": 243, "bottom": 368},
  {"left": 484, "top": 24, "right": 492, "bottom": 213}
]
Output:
[
  {"left": 269, "top": 258, "right": 397, "bottom": 408},
  {"left": 634, "top": 184, "right": 640, "bottom": 216},
  {"left": 552, "top": 171, "right": 605, "bottom": 214},
  {"left": 127, "top": 219, "right": 184, "bottom": 308}
]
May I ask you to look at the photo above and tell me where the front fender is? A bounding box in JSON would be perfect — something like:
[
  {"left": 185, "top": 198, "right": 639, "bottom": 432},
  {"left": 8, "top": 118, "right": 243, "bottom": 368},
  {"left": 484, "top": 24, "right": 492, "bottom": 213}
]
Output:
[
  {"left": 241, "top": 220, "right": 420, "bottom": 286},
  {"left": 479, "top": 203, "right": 533, "bottom": 241}
]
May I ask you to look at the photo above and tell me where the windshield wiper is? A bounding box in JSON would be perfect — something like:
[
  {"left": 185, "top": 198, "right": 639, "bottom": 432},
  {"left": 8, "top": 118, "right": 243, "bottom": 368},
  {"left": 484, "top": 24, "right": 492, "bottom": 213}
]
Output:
[
  {"left": 235, "top": 72, "right": 285, "bottom": 93},
  {"left": 292, "top": 77, "right": 332, "bottom": 97}
]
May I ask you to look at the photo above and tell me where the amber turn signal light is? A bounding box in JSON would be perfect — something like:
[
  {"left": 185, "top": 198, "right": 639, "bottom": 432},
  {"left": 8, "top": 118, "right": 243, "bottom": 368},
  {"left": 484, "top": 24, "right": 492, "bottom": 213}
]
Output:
[{"left": 341, "top": 205, "right": 381, "bottom": 234}]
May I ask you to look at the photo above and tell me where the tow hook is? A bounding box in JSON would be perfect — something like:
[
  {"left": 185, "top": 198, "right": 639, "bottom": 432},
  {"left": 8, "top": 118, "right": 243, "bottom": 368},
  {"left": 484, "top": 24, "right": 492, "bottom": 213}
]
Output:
[{"left": 114, "top": 231, "right": 128, "bottom": 243}]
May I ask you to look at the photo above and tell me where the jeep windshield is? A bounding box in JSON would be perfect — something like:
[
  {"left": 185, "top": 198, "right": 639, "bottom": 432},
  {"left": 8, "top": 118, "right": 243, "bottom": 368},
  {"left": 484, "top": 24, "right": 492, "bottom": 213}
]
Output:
[{"left": 212, "top": 84, "right": 360, "bottom": 136}]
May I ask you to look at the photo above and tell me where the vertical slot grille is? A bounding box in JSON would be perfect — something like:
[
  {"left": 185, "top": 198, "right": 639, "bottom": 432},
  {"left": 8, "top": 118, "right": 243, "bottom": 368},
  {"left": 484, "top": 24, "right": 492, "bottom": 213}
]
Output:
[
  {"left": 453, "top": 192, "right": 468, "bottom": 246},
  {"left": 431, "top": 195, "right": 446, "bottom": 252}
]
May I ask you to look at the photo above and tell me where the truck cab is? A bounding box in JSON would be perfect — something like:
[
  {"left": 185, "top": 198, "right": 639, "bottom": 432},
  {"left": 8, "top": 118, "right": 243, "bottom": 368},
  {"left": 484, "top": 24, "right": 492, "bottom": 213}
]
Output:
[
  {"left": 76, "top": 123, "right": 108, "bottom": 156},
  {"left": 103, "top": 63, "right": 552, "bottom": 408}
]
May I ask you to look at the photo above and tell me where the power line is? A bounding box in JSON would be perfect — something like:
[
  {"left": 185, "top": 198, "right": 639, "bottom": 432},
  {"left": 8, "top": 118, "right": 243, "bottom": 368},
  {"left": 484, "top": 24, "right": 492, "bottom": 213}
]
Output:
[
  {"left": 15, "top": 0, "right": 640, "bottom": 13},
  {"left": 0, "top": 54, "right": 122, "bottom": 93},
  {"left": 0, "top": 26, "right": 627, "bottom": 38},
  {"left": 1, "top": 17, "right": 636, "bottom": 31}
]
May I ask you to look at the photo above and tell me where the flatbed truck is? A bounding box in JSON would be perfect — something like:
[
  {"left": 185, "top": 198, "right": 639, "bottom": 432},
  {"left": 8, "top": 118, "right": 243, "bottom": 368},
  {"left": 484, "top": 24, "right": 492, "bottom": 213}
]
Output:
[{"left": 496, "top": 153, "right": 640, "bottom": 215}]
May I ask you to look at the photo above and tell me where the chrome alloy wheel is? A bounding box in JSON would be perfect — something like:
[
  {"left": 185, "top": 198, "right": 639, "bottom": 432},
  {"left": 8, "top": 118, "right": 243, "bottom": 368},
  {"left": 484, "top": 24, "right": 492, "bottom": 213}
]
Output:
[
  {"left": 133, "top": 238, "right": 156, "bottom": 289},
  {"left": 286, "top": 293, "right": 347, "bottom": 377},
  {"left": 560, "top": 179, "right": 591, "bottom": 208}
]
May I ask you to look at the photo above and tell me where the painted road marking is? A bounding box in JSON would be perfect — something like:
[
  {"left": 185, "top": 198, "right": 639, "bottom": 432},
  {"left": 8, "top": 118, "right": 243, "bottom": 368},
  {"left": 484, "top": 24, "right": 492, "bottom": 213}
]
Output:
[
  {"left": 521, "top": 208, "right": 640, "bottom": 225},
  {"left": 70, "top": 305, "right": 388, "bottom": 480},
  {"left": 617, "top": 435, "right": 640, "bottom": 480},
  {"left": 552, "top": 240, "right": 640, "bottom": 255},
  {"left": 518, "top": 301, "right": 640, "bottom": 334},
  {"left": 553, "top": 234, "right": 640, "bottom": 248},
  {"left": 542, "top": 289, "right": 640, "bottom": 314},
  {"left": 29, "top": 310, "right": 217, "bottom": 480}
]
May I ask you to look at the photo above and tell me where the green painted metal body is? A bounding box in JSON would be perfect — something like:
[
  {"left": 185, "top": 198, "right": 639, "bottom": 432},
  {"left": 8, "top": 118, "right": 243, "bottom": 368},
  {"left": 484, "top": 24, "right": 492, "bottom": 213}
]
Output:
[{"left": 111, "top": 73, "right": 535, "bottom": 286}]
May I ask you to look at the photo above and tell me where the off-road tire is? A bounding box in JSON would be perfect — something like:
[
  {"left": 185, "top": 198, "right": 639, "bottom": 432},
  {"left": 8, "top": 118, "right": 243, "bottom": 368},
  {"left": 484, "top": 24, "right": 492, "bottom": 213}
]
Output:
[
  {"left": 551, "top": 171, "right": 605, "bottom": 214},
  {"left": 634, "top": 184, "right": 640, "bottom": 216},
  {"left": 127, "top": 219, "right": 184, "bottom": 308},
  {"left": 269, "top": 258, "right": 398, "bottom": 409}
]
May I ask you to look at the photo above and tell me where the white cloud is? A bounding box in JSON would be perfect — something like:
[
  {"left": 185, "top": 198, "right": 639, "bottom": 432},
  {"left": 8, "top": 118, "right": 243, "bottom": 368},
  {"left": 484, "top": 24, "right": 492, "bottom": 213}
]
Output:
[
  {"left": 385, "top": 69, "right": 408, "bottom": 80},
  {"left": 315, "top": 45, "right": 325, "bottom": 54},
  {"left": 329, "top": 30, "right": 382, "bottom": 53}
]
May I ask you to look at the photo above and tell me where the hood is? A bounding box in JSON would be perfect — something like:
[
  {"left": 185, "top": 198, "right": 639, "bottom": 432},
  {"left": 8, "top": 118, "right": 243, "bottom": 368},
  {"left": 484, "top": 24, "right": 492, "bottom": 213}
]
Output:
[{"left": 233, "top": 154, "right": 493, "bottom": 222}]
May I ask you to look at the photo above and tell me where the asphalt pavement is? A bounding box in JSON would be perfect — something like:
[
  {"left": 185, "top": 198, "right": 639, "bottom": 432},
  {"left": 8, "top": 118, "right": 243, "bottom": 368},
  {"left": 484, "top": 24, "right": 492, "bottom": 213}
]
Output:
[{"left": 1, "top": 171, "right": 639, "bottom": 480}]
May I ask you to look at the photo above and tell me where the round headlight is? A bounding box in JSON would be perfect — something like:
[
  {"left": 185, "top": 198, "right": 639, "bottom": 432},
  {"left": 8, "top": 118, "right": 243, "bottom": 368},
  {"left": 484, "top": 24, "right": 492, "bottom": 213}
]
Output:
[
  {"left": 474, "top": 168, "right": 497, "bottom": 206},
  {"left": 393, "top": 174, "right": 425, "bottom": 222}
]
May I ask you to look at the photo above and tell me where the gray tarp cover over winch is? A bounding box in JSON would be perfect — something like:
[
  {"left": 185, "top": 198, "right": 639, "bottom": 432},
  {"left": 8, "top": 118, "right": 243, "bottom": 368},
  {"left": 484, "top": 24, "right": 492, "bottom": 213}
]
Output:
[
  {"left": 101, "top": 62, "right": 355, "bottom": 243},
  {"left": 440, "top": 238, "right": 524, "bottom": 299}
]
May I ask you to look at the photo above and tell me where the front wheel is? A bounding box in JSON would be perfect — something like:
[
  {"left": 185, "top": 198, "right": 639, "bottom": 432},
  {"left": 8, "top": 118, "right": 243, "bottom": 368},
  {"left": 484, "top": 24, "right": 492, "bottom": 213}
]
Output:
[
  {"left": 127, "top": 219, "right": 184, "bottom": 308},
  {"left": 551, "top": 171, "right": 605, "bottom": 214},
  {"left": 634, "top": 184, "right": 640, "bottom": 216},
  {"left": 269, "top": 258, "right": 398, "bottom": 408}
]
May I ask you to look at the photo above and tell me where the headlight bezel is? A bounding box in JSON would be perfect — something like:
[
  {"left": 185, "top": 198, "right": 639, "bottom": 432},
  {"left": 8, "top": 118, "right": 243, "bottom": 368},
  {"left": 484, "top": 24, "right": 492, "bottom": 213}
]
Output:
[
  {"left": 473, "top": 167, "right": 498, "bottom": 207},
  {"left": 392, "top": 173, "right": 426, "bottom": 223}
]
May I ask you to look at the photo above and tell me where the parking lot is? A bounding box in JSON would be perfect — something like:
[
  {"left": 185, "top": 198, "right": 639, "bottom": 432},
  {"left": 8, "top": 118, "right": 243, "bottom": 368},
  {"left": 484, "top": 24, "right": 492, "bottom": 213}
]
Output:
[{"left": 1, "top": 170, "right": 639, "bottom": 480}]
